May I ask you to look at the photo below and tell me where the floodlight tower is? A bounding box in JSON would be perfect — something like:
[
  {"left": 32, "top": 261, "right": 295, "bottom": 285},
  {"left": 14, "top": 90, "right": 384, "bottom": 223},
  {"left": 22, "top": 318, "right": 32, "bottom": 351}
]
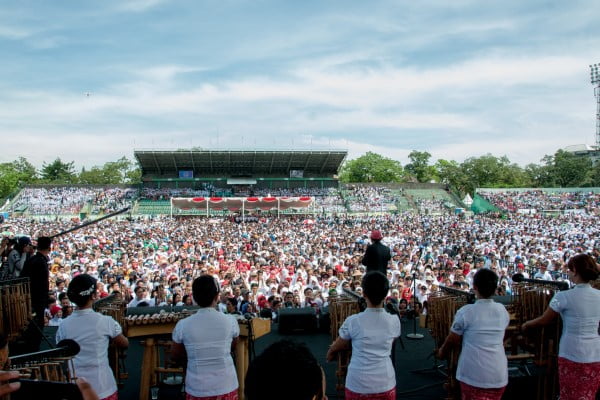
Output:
[{"left": 591, "top": 63, "right": 600, "bottom": 148}]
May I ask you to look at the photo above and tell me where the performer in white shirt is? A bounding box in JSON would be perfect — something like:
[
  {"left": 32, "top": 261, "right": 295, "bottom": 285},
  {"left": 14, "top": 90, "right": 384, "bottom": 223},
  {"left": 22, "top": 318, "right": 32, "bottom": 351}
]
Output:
[
  {"left": 57, "top": 274, "right": 129, "bottom": 400},
  {"left": 438, "top": 268, "right": 510, "bottom": 400}
]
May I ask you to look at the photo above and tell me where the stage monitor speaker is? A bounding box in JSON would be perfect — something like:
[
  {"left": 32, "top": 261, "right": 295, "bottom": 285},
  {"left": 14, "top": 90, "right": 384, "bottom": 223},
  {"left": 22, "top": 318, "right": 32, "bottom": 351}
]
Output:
[{"left": 278, "top": 307, "right": 317, "bottom": 334}]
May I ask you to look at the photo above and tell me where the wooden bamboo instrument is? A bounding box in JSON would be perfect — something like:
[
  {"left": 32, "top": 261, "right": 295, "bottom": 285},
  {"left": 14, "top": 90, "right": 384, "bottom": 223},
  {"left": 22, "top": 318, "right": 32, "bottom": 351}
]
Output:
[
  {"left": 328, "top": 293, "right": 360, "bottom": 393},
  {"left": 0, "top": 278, "right": 32, "bottom": 342}
]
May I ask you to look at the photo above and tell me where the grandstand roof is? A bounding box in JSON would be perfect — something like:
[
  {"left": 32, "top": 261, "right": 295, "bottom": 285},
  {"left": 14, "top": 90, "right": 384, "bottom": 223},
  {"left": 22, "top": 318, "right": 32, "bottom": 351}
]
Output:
[{"left": 134, "top": 149, "right": 347, "bottom": 177}]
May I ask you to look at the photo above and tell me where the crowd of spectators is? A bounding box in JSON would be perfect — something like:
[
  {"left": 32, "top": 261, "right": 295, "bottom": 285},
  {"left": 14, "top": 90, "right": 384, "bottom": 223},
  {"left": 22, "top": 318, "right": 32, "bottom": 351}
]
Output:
[
  {"left": 345, "top": 186, "right": 397, "bottom": 213},
  {"left": 12, "top": 187, "right": 101, "bottom": 215},
  {"left": 480, "top": 190, "right": 600, "bottom": 214},
  {"left": 2, "top": 202, "right": 598, "bottom": 327},
  {"left": 140, "top": 185, "right": 218, "bottom": 200},
  {"left": 90, "top": 188, "right": 136, "bottom": 214},
  {"left": 415, "top": 199, "right": 447, "bottom": 215}
]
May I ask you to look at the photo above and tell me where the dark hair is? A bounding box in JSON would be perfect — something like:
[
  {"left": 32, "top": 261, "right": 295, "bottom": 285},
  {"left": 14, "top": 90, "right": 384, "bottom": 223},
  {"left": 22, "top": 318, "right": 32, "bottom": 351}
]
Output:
[
  {"left": 568, "top": 254, "right": 600, "bottom": 282},
  {"left": 67, "top": 274, "right": 97, "bottom": 307},
  {"left": 36, "top": 237, "right": 52, "bottom": 251},
  {"left": 361, "top": 271, "right": 389, "bottom": 305},
  {"left": 227, "top": 297, "right": 238, "bottom": 307},
  {"left": 245, "top": 340, "right": 322, "bottom": 400},
  {"left": 473, "top": 268, "right": 498, "bottom": 298},
  {"left": 192, "top": 275, "right": 219, "bottom": 307}
]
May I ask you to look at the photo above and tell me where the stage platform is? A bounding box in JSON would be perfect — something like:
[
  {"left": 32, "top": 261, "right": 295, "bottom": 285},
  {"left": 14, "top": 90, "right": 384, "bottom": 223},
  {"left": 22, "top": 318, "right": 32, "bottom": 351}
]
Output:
[{"left": 114, "top": 318, "right": 446, "bottom": 400}]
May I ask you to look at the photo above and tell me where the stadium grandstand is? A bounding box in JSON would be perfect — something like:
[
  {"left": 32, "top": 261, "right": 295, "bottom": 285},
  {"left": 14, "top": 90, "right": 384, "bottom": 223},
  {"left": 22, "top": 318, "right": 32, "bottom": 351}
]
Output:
[
  {"left": 474, "top": 187, "right": 600, "bottom": 216},
  {"left": 134, "top": 149, "right": 347, "bottom": 216},
  {"left": 1, "top": 149, "right": 470, "bottom": 219}
]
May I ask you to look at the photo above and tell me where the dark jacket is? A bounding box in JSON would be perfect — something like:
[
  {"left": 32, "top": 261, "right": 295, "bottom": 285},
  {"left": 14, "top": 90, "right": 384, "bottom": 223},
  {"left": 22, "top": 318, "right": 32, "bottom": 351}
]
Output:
[
  {"left": 362, "top": 241, "right": 391, "bottom": 275},
  {"left": 21, "top": 252, "right": 50, "bottom": 313}
]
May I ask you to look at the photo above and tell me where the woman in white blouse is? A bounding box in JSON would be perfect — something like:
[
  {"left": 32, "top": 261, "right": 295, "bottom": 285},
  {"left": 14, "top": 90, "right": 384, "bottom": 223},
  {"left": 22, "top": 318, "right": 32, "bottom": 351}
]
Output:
[
  {"left": 326, "top": 271, "right": 400, "bottom": 400},
  {"left": 171, "top": 275, "right": 240, "bottom": 400},
  {"left": 56, "top": 274, "right": 129, "bottom": 400},
  {"left": 438, "top": 268, "right": 509, "bottom": 400},
  {"left": 523, "top": 253, "right": 600, "bottom": 400}
]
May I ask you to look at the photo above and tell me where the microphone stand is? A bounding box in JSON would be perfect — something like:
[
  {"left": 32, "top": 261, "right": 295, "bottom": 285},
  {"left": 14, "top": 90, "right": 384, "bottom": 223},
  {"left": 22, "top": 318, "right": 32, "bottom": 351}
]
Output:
[{"left": 406, "top": 271, "right": 423, "bottom": 340}]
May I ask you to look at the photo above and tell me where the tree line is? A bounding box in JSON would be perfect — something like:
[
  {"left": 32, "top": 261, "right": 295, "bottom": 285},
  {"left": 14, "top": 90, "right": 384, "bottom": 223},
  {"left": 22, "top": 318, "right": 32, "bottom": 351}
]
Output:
[
  {"left": 0, "top": 157, "right": 141, "bottom": 199},
  {"left": 1, "top": 149, "right": 598, "bottom": 200},
  {"left": 338, "top": 149, "right": 600, "bottom": 195}
]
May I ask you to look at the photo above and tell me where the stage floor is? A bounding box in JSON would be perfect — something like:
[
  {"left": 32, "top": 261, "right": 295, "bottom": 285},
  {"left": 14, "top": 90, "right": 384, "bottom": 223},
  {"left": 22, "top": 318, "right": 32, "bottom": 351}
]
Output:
[{"left": 116, "top": 318, "right": 447, "bottom": 400}]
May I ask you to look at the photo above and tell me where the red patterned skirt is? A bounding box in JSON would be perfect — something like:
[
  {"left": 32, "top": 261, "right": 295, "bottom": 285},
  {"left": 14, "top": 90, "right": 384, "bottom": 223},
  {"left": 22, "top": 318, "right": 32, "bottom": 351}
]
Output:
[
  {"left": 459, "top": 382, "right": 505, "bottom": 400},
  {"left": 558, "top": 357, "right": 600, "bottom": 400},
  {"left": 344, "top": 387, "right": 395, "bottom": 400},
  {"left": 185, "top": 389, "right": 238, "bottom": 400},
  {"left": 101, "top": 392, "right": 118, "bottom": 400}
]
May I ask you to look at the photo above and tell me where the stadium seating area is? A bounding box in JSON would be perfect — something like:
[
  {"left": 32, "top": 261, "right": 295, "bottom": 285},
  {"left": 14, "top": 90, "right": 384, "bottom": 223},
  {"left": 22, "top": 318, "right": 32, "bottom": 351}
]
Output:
[
  {"left": 342, "top": 186, "right": 399, "bottom": 213},
  {"left": 5, "top": 184, "right": 473, "bottom": 217},
  {"left": 478, "top": 189, "right": 600, "bottom": 214}
]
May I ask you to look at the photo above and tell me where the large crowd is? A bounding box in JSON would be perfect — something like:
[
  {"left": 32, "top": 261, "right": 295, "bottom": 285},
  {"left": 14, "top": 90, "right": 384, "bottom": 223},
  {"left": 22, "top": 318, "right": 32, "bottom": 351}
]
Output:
[
  {"left": 3, "top": 186, "right": 600, "bottom": 326},
  {"left": 1, "top": 207, "right": 598, "bottom": 326},
  {"left": 479, "top": 190, "right": 600, "bottom": 214},
  {"left": 2, "top": 186, "right": 600, "bottom": 400}
]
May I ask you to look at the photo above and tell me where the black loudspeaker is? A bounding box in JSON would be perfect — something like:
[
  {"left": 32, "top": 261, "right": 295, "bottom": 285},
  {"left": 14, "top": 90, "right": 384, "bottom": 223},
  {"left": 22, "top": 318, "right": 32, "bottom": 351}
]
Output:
[{"left": 278, "top": 307, "right": 318, "bottom": 334}]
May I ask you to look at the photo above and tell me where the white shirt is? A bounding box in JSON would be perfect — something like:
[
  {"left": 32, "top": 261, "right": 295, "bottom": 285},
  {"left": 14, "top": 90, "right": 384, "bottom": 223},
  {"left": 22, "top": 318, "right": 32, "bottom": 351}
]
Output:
[
  {"left": 451, "top": 299, "right": 509, "bottom": 389},
  {"left": 172, "top": 308, "right": 239, "bottom": 397},
  {"left": 549, "top": 283, "right": 600, "bottom": 363},
  {"left": 339, "top": 308, "right": 401, "bottom": 394},
  {"left": 56, "top": 309, "right": 122, "bottom": 399},
  {"left": 534, "top": 270, "right": 553, "bottom": 280}
]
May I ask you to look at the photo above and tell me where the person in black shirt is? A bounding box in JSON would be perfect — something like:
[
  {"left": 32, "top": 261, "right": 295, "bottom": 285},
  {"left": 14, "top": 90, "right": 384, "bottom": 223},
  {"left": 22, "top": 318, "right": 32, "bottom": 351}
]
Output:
[
  {"left": 361, "top": 230, "right": 391, "bottom": 275},
  {"left": 20, "top": 236, "right": 52, "bottom": 352}
]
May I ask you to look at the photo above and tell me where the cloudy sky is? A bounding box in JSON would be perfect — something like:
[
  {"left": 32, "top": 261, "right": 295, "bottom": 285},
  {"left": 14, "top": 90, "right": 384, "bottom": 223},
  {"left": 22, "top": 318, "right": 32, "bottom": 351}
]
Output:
[{"left": 1, "top": 0, "right": 599, "bottom": 169}]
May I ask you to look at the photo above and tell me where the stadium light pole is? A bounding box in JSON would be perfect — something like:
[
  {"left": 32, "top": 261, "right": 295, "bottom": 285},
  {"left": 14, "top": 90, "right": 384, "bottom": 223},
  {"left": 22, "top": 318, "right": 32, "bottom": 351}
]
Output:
[{"left": 591, "top": 63, "right": 600, "bottom": 148}]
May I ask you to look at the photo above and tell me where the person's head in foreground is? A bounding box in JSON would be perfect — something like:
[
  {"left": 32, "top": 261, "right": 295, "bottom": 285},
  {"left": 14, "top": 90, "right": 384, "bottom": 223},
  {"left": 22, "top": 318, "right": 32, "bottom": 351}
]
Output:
[
  {"left": 245, "top": 340, "right": 326, "bottom": 400},
  {"left": 361, "top": 271, "right": 389, "bottom": 307},
  {"left": 567, "top": 253, "right": 600, "bottom": 283},
  {"left": 473, "top": 268, "right": 498, "bottom": 299},
  {"left": 192, "top": 275, "right": 220, "bottom": 307}
]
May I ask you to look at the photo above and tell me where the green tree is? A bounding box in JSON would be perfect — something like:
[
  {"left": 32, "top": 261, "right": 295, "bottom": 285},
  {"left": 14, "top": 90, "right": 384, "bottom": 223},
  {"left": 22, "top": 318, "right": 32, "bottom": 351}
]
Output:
[
  {"left": 544, "top": 150, "right": 592, "bottom": 187},
  {"left": 41, "top": 158, "right": 76, "bottom": 183},
  {"left": 460, "top": 154, "right": 528, "bottom": 190},
  {"left": 338, "top": 152, "right": 404, "bottom": 183},
  {"left": 435, "top": 159, "right": 470, "bottom": 194},
  {"left": 587, "top": 161, "right": 600, "bottom": 187},
  {"left": 77, "top": 157, "right": 141, "bottom": 184},
  {"left": 78, "top": 166, "right": 107, "bottom": 184},
  {"left": 0, "top": 157, "right": 39, "bottom": 198},
  {"left": 405, "top": 150, "right": 435, "bottom": 183}
]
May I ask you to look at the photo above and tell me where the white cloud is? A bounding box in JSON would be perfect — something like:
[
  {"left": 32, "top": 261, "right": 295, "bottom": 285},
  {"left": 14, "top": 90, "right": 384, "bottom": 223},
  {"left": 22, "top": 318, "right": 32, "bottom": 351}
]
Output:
[
  {"left": 1, "top": 1, "right": 599, "bottom": 171},
  {"left": 114, "top": 0, "right": 167, "bottom": 12},
  {"left": 0, "top": 25, "right": 32, "bottom": 39}
]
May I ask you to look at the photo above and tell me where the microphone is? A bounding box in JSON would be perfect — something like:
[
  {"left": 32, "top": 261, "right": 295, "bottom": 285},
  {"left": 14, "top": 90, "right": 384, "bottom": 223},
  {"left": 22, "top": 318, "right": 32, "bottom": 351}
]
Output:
[
  {"left": 10, "top": 339, "right": 80, "bottom": 364},
  {"left": 511, "top": 274, "right": 570, "bottom": 291}
]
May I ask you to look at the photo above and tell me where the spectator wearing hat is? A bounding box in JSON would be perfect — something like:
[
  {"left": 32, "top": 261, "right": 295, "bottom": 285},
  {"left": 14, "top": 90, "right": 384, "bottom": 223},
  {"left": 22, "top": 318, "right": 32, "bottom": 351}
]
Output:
[
  {"left": 361, "top": 230, "right": 391, "bottom": 275},
  {"left": 48, "top": 305, "right": 63, "bottom": 326},
  {"left": 56, "top": 273, "right": 129, "bottom": 400}
]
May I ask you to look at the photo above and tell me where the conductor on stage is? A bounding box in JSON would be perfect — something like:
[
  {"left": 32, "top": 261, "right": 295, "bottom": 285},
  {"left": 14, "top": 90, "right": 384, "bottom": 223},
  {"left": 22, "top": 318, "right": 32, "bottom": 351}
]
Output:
[{"left": 361, "top": 230, "right": 391, "bottom": 275}]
